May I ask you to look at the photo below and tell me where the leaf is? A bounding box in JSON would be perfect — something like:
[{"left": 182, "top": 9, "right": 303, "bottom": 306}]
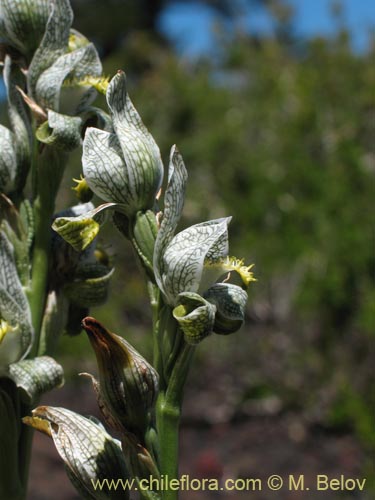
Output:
[
  {"left": 154, "top": 146, "right": 188, "bottom": 297},
  {"left": 8, "top": 356, "right": 64, "bottom": 404}
]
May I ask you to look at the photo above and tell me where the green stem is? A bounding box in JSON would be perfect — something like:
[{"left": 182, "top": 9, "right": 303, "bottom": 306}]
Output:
[
  {"left": 27, "top": 148, "right": 66, "bottom": 356},
  {"left": 156, "top": 393, "right": 180, "bottom": 500},
  {"left": 27, "top": 195, "right": 53, "bottom": 354},
  {"left": 18, "top": 404, "right": 34, "bottom": 500},
  {"left": 156, "top": 342, "right": 194, "bottom": 500},
  {"left": 21, "top": 148, "right": 66, "bottom": 496}
]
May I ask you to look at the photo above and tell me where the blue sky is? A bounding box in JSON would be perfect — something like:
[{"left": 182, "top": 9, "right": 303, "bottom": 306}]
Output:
[
  {"left": 158, "top": 0, "right": 375, "bottom": 57},
  {"left": 1, "top": 1, "right": 373, "bottom": 97}
]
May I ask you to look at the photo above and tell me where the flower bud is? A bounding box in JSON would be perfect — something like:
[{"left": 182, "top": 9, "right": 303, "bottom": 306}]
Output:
[
  {"left": 23, "top": 406, "right": 129, "bottom": 499},
  {"left": 82, "top": 317, "right": 159, "bottom": 439}
]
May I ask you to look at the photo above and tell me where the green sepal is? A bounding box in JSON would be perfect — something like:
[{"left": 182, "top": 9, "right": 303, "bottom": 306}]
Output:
[
  {"left": 173, "top": 292, "right": 216, "bottom": 345},
  {"left": 7, "top": 356, "right": 64, "bottom": 404}
]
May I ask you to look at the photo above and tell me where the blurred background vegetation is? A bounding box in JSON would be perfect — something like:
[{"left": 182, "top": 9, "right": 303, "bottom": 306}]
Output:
[
  {"left": 65, "top": 0, "right": 374, "bottom": 460},
  {"left": 3, "top": 0, "right": 374, "bottom": 490}
]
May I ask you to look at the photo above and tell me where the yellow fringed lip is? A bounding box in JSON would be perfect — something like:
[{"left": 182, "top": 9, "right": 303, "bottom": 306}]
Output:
[
  {"left": 205, "top": 256, "right": 256, "bottom": 287},
  {"left": 63, "top": 75, "right": 110, "bottom": 95}
]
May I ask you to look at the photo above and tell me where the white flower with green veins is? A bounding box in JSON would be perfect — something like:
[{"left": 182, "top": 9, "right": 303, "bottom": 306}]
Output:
[
  {"left": 0, "top": 232, "right": 34, "bottom": 368},
  {"left": 154, "top": 146, "right": 255, "bottom": 344},
  {"left": 0, "top": 0, "right": 51, "bottom": 59},
  {"left": 82, "top": 71, "right": 164, "bottom": 218},
  {"left": 23, "top": 406, "right": 130, "bottom": 499}
]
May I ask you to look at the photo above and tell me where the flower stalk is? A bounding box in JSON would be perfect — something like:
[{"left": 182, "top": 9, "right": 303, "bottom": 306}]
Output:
[{"left": 0, "top": 1, "right": 255, "bottom": 498}]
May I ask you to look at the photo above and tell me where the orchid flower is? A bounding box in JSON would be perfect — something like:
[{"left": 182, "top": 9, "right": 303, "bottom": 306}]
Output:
[
  {"left": 82, "top": 70, "right": 164, "bottom": 218},
  {"left": 23, "top": 406, "right": 130, "bottom": 499},
  {"left": 153, "top": 146, "right": 255, "bottom": 344}
]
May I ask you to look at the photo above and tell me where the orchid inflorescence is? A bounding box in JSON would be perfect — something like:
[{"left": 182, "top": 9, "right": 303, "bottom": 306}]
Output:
[{"left": 0, "top": 1, "right": 255, "bottom": 498}]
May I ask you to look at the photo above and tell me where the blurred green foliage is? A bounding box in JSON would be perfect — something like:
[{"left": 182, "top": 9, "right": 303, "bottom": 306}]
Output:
[{"left": 103, "top": 27, "right": 374, "bottom": 449}]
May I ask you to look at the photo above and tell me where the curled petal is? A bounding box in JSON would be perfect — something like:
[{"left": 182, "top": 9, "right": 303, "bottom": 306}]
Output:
[
  {"left": 36, "top": 111, "right": 82, "bottom": 151},
  {"left": 52, "top": 202, "right": 117, "bottom": 251},
  {"left": 7, "top": 356, "right": 64, "bottom": 404},
  {"left": 173, "top": 292, "right": 216, "bottom": 345},
  {"left": 35, "top": 43, "right": 102, "bottom": 112},
  {"left": 204, "top": 283, "right": 248, "bottom": 335},
  {"left": 0, "top": 0, "right": 50, "bottom": 57},
  {"left": 63, "top": 264, "right": 114, "bottom": 307}
]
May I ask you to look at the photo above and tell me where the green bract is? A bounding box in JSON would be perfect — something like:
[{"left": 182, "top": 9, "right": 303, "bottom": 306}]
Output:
[{"left": 82, "top": 71, "right": 164, "bottom": 217}]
